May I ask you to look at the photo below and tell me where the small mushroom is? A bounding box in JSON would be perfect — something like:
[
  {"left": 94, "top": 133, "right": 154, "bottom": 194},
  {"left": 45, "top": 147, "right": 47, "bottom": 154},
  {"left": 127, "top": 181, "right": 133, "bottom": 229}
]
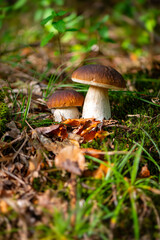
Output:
[
  {"left": 46, "top": 89, "right": 84, "bottom": 122},
  {"left": 72, "top": 64, "right": 126, "bottom": 121}
]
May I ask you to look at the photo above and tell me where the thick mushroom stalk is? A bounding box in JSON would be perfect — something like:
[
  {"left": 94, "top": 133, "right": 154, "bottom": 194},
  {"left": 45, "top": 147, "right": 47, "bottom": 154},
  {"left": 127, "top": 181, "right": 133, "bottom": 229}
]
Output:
[
  {"left": 51, "top": 107, "right": 80, "bottom": 122},
  {"left": 82, "top": 86, "right": 111, "bottom": 120}
]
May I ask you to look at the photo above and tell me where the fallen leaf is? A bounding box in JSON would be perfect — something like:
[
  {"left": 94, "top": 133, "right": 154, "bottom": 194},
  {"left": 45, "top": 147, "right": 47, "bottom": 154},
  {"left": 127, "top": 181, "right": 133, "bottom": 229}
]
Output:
[
  {"left": 82, "top": 130, "right": 111, "bottom": 143},
  {"left": 80, "top": 122, "right": 100, "bottom": 137},
  {"left": 93, "top": 162, "right": 112, "bottom": 179},
  {"left": 4, "top": 121, "right": 21, "bottom": 139},
  {"left": 81, "top": 148, "right": 105, "bottom": 159},
  {"left": 27, "top": 149, "right": 43, "bottom": 177},
  {"left": 139, "top": 165, "right": 150, "bottom": 178},
  {"left": 0, "top": 199, "right": 9, "bottom": 213},
  {"left": 95, "top": 130, "right": 111, "bottom": 140},
  {"left": 82, "top": 130, "right": 97, "bottom": 142},
  {"left": 63, "top": 118, "right": 96, "bottom": 127},
  {"left": 38, "top": 134, "right": 78, "bottom": 155},
  {"left": 34, "top": 124, "right": 68, "bottom": 140},
  {"left": 55, "top": 146, "right": 86, "bottom": 175},
  {"left": 20, "top": 47, "right": 33, "bottom": 56}
]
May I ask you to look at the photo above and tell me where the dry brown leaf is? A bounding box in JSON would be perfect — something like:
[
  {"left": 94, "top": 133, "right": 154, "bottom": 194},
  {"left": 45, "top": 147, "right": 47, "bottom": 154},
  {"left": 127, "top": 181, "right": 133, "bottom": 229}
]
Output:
[
  {"left": 34, "top": 124, "right": 68, "bottom": 140},
  {"left": 55, "top": 146, "right": 86, "bottom": 175},
  {"left": 81, "top": 148, "right": 105, "bottom": 159},
  {"left": 5, "top": 121, "right": 21, "bottom": 139},
  {"left": 64, "top": 118, "right": 100, "bottom": 133},
  {"left": 20, "top": 47, "right": 33, "bottom": 56},
  {"left": 27, "top": 149, "right": 43, "bottom": 177},
  {"left": 68, "top": 132, "right": 82, "bottom": 142},
  {"left": 38, "top": 134, "right": 78, "bottom": 155},
  {"left": 80, "top": 122, "right": 100, "bottom": 137},
  {"left": 139, "top": 165, "right": 150, "bottom": 178},
  {"left": 82, "top": 130, "right": 97, "bottom": 142},
  {"left": 63, "top": 118, "right": 97, "bottom": 127},
  {"left": 82, "top": 130, "right": 111, "bottom": 143},
  {"left": 93, "top": 162, "right": 113, "bottom": 179},
  {"left": 95, "top": 130, "right": 111, "bottom": 140},
  {"left": 0, "top": 199, "right": 9, "bottom": 213},
  {"left": 35, "top": 124, "right": 60, "bottom": 134}
]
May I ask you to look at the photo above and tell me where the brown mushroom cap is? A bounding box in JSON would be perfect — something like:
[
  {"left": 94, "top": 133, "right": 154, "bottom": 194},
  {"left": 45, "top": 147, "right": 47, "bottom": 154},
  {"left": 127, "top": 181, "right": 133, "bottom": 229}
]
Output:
[
  {"left": 47, "top": 89, "right": 84, "bottom": 108},
  {"left": 72, "top": 64, "right": 126, "bottom": 90}
]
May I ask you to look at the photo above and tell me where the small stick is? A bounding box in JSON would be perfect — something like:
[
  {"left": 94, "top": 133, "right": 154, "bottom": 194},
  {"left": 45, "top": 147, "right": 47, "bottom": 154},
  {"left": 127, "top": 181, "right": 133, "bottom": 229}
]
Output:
[
  {"left": 68, "top": 173, "right": 77, "bottom": 227},
  {"left": 3, "top": 169, "right": 26, "bottom": 186}
]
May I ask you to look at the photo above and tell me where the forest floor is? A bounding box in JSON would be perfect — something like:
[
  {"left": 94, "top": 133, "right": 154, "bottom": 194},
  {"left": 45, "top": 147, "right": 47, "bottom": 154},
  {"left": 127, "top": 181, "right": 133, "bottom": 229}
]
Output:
[{"left": 0, "top": 39, "right": 160, "bottom": 240}]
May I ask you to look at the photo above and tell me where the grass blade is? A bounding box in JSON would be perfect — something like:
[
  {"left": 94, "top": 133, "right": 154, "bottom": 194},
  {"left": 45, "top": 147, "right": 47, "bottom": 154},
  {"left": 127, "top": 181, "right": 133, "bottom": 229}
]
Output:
[
  {"left": 130, "top": 191, "right": 139, "bottom": 240},
  {"left": 118, "top": 144, "right": 137, "bottom": 173},
  {"left": 22, "top": 88, "right": 32, "bottom": 127},
  {"left": 131, "top": 141, "right": 144, "bottom": 185},
  {"left": 141, "top": 128, "right": 160, "bottom": 158}
]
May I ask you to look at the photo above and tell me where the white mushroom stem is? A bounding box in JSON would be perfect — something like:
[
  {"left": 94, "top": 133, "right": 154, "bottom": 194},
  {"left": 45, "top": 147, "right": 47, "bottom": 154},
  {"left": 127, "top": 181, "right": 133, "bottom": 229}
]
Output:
[
  {"left": 82, "top": 86, "right": 111, "bottom": 120},
  {"left": 51, "top": 107, "right": 80, "bottom": 122}
]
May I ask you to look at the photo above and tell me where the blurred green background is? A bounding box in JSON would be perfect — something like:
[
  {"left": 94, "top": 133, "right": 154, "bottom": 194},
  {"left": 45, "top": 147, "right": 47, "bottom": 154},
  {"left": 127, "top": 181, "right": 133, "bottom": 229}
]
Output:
[{"left": 0, "top": 0, "right": 160, "bottom": 71}]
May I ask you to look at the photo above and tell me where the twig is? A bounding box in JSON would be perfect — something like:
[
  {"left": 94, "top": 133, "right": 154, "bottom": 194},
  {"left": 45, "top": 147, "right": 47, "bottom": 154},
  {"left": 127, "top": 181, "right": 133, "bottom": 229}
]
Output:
[
  {"left": 0, "top": 135, "right": 24, "bottom": 150},
  {"left": 0, "top": 42, "right": 40, "bottom": 56},
  {"left": 82, "top": 149, "right": 131, "bottom": 156},
  {"left": 2, "top": 169, "right": 26, "bottom": 186},
  {"left": 12, "top": 135, "right": 28, "bottom": 161},
  {"left": 68, "top": 173, "right": 77, "bottom": 227},
  {"left": 106, "top": 124, "right": 131, "bottom": 130}
]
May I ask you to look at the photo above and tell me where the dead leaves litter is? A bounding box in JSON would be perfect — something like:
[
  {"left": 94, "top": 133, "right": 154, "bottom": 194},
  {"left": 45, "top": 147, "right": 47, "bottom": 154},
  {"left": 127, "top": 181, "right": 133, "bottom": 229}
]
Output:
[
  {"left": 0, "top": 116, "right": 125, "bottom": 234},
  {"left": 34, "top": 123, "right": 68, "bottom": 140}
]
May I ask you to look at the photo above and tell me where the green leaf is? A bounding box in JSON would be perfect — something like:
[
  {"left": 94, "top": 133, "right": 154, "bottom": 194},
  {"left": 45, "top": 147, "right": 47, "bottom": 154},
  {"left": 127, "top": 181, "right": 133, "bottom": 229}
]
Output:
[
  {"left": 66, "top": 28, "right": 78, "bottom": 32},
  {"left": 90, "top": 22, "right": 101, "bottom": 32},
  {"left": 56, "top": 10, "right": 67, "bottom": 16},
  {"left": 98, "top": 26, "right": 109, "bottom": 40},
  {"left": 52, "top": 20, "right": 66, "bottom": 33},
  {"left": 0, "top": 19, "right": 2, "bottom": 29},
  {"left": 101, "top": 15, "right": 109, "bottom": 23},
  {"left": 40, "top": 32, "right": 54, "bottom": 47},
  {"left": 41, "top": 15, "right": 53, "bottom": 25},
  {"left": 13, "top": 0, "right": 27, "bottom": 9},
  {"left": 104, "top": 37, "right": 115, "bottom": 43},
  {"left": 41, "top": 11, "right": 57, "bottom": 25},
  {"left": 145, "top": 18, "right": 156, "bottom": 32},
  {"left": 53, "top": 0, "right": 64, "bottom": 6}
]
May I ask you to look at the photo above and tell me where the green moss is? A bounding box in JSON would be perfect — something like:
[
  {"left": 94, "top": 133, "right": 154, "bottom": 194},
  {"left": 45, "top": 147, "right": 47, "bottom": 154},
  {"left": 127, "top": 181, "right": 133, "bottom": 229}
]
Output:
[
  {"left": 81, "top": 138, "right": 102, "bottom": 149},
  {"left": 0, "top": 102, "right": 9, "bottom": 134},
  {"left": 0, "top": 90, "right": 5, "bottom": 102}
]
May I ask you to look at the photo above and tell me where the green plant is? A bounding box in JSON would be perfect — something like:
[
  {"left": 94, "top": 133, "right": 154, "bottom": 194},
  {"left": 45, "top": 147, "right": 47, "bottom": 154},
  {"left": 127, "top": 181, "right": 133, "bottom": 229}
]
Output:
[
  {"left": 40, "top": 9, "right": 78, "bottom": 64},
  {"left": 0, "top": 90, "right": 9, "bottom": 134},
  {"left": 84, "top": 140, "right": 160, "bottom": 239},
  {"left": 112, "top": 0, "right": 160, "bottom": 56}
]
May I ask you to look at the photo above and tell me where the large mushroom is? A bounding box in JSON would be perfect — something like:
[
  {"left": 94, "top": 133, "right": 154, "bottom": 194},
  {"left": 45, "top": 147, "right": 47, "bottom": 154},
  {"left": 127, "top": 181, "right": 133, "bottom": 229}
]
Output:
[
  {"left": 46, "top": 89, "right": 84, "bottom": 122},
  {"left": 71, "top": 64, "right": 126, "bottom": 120}
]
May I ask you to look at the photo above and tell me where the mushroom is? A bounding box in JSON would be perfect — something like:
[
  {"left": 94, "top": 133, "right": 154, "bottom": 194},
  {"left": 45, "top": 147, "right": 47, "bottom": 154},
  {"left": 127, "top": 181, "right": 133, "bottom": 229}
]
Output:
[
  {"left": 46, "top": 89, "right": 84, "bottom": 122},
  {"left": 71, "top": 64, "right": 126, "bottom": 120}
]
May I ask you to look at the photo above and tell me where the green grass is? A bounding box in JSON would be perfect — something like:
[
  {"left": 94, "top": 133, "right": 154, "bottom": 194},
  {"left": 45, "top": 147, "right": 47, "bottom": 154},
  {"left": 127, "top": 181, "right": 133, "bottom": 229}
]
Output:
[{"left": 33, "top": 144, "right": 160, "bottom": 239}]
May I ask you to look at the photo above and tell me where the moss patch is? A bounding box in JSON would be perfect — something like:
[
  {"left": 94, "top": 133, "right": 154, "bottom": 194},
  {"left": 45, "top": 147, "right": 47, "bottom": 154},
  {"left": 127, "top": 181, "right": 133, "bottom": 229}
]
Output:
[{"left": 0, "top": 90, "right": 10, "bottom": 134}]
